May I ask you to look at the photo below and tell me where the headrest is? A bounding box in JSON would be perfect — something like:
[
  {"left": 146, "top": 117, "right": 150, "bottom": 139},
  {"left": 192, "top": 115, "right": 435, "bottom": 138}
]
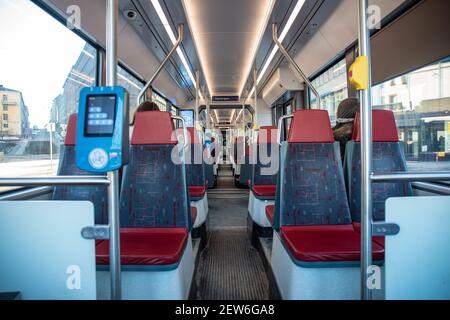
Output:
[
  {"left": 353, "top": 110, "right": 398, "bottom": 142},
  {"left": 131, "top": 111, "right": 177, "bottom": 145},
  {"left": 288, "top": 110, "right": 334, "bottom": 143},
  {"left": 257, "top": 126, "right": 277, "bottom": 144},
  {"left": 65, "top": 113, "right": 77, "bottom": 146},
  {"left": 187, "top": 127, "right": 202, "bottom": 144}
]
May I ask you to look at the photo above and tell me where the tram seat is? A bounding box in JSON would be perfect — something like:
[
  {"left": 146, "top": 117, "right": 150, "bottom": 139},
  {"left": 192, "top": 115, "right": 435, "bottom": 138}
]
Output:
[
  {"left": 96, "top": 228, "right": 188, "bottom": 266},
  {"left": 265, "top": 204, "right": 274, "bottom": 225},
  {"left": 191, "top": 206, "right": 197, "bottom": 224},
  {"left": 252, "top": 184, "right": 276, "bottom": 198},
  {"left": 52, "top": 113, "right": 108, "bottom": 224},
  {"left": 248, "top": 126, "right": 278, "bottom": 243},
  {"left": 96, "top": 111, "right": 194, "bottom": 300},
  {"left": 345, "top": 110, "right": 413, "bottom": 224},
  {"left": 204, "top": 141, "right": 217, "bottom": 189},
  {"left": 269, "top": 110, "right": 384, "bottom": 300},
  {"left": 186, "top": 128, "right": 209, "bottom": 230}
]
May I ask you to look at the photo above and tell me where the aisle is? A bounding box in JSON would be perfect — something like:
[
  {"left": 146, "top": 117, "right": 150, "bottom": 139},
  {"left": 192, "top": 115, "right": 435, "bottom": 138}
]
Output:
[{"left": 195, "top": 165, "right": 269, "bottom": 300}]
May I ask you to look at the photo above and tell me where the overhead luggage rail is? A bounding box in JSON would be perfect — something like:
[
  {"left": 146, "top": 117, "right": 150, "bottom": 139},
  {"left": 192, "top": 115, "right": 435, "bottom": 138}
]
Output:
[
  {"left": 272, "top": 23, "right": 321, "bottom": 109},
  {"left": 137, "top": 24, "right": 184, "bottom": 105}
]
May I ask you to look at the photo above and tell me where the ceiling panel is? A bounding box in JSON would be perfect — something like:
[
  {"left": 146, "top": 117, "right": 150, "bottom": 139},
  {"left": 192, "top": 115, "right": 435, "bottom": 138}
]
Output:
[{"left": 182, "top": 0, "right": 275, "bottom": 96}]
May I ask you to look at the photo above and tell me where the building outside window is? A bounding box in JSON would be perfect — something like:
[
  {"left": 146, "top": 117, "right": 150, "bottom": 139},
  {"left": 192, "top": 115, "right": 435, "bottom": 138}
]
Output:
[
  {"left": 153, "top": 92, "right": 168, "bottom": 111},
  {"left": 372, "top": 57, "right": 450, "bottom": 170},
  {"left": 0, "top": 0, "right": 97, "bottom": 192},
  {"left": 310, "top": 59, "right": 348, "bottom": 124}
]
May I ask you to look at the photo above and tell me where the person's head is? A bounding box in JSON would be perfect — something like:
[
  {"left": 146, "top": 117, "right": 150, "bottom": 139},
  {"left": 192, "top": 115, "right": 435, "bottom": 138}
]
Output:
[
  {"left": 132, "top": 101, "right": 160, "bottom": 125},
  {"left": 335, "top": 98, "right": 360, "bottom": 127}
]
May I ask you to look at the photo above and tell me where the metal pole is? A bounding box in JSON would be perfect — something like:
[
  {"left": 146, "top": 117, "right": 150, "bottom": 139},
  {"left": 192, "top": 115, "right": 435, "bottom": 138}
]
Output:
[
  {"left": 272, "top": 23, "right": 321, "bottom": 109},
  {"left": 254, "top": 68, "right": 258, "bottom": 128},
  {"left": 358, "top": 0, "right": 373, "bottom": 301},
  {"left": 106, "top": 0, "right": 121, "bottom": 301},
  {"left": 49, "top": 124, "right": 53, "bottom": 173},
  {"left": 137, "top": 25, "right": 184, "bottom": 105},
  {"left": 195, "top": 70, "right": 200, "bottom": 129},
  {"left": 206, "top": 96, "right": 211, "bottom": 130}
]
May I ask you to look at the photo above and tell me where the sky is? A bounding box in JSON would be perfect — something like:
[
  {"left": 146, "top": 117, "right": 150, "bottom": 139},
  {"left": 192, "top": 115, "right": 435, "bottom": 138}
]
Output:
[{"left": 0, "top": 0, "right": 86, "bottom": 128}]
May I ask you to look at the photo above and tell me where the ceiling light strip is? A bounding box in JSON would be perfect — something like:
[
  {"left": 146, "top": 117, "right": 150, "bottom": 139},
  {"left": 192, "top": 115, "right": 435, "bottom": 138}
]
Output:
[
  {"left": 150, "top": 0, "right": 203, "bottom": 99},
  {"left": 249, "top": 0, "right": 306, "bottom": 97}
]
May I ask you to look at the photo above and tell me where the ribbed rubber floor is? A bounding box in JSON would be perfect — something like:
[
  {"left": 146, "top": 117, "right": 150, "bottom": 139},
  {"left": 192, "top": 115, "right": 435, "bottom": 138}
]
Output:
[
  {"left": 196, "top": 228, "right": 269, "bottom": 300},
  {"left": 195, "top": 165, "right": 269, "bottom": 300}
]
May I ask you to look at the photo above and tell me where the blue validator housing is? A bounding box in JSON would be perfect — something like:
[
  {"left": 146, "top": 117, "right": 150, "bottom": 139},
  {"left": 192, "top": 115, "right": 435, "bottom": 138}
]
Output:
[{"left": 76, "top": 86, "right": 129, "bottom": 173}]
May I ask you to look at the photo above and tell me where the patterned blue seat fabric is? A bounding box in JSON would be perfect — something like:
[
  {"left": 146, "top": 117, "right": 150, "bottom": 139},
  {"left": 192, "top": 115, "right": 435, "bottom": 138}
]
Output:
[
  {"left": 185, "top": 128, "right": 206, "bottom": 198},
  {"left": 120, "top": 111, "right": 190, "bottom": 228},
  {"left": 252, "top": 126, "right": 279, "bottom": 186},
  {"left": 274, "top": 110, "right": 352, "bottom": 229},
  {"left": 270, "top": 110, "right": 385, "bottom": 264},
  {"left": 52, "top": 114, "right": 108, "bottom": 224},
  {"left": 345, "top": 110, "right": 412, "bottom": 222}
]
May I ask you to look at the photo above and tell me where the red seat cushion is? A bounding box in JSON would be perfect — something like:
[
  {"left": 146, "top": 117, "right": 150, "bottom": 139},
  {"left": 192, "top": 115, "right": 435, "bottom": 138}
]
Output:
[
  {"left": 96, "top": 228, "right": 188, "bottom": 265},
  {"left": 266, "top": 205, "right": 275, "bottom": 224},
  {"left": 352, "top": 222, "right": 385, "bottom": 247},
  {"left": 252, "top": 184, "right": 276, "bottom": 198},
  {"left": 189, "top": 186, "right": 206, "bottom": 198},
  {"left": 191, "top": 207, "right": 197, "bottom": 224},
  {"left": 281, "top": 225, "right": 385, "bottom": 262}
]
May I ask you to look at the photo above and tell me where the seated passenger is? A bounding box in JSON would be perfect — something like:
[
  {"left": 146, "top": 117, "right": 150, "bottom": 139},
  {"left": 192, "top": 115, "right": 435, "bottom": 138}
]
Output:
[
  {"left": 130, "top": 101, "right": 160, "bottom": 136},
  {"left": 332, "top": 98, "right": 360, "bottom": 160}
]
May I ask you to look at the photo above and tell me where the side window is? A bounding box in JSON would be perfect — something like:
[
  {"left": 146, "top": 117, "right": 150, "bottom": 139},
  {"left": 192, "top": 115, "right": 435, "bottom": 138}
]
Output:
[
  {"left": 152, "top": 92, "right": 168, "bottom": 111},
  {"left": 117, "top": 65, "right": 144, "bottom": 121},
  {"left": 0, "top": 0, "right": 97, "bottom": 192},
  {"left": 372, "top": 57, "right": 450, "bottom": 171},
  {"left": 310, "top": 59, "right": 348, "bottom": 124}
]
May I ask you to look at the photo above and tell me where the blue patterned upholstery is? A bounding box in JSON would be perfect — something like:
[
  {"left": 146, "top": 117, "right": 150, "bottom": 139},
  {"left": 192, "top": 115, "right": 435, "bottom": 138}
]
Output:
[
  {"left": 347, "top": 141, "right": 413, "bottom": 222},
  {"left": 120, "top": 145, "right": 190, "bottom": 228},
  {"left": 278, "top": 142, "right": 352, "bottom": 226},
  {"left": 252, "top": 144, "right": 278, "bottom": 186},
  {"left": 185, "top": 144, "right": 205, "bottom": 187},
  {"left": 53, "top": 146, "right": 108, "bottom": 224}
]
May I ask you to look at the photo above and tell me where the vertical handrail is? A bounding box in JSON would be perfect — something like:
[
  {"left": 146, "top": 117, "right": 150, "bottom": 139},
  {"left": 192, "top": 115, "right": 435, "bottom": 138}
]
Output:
[
  {"left": 172, "top": 116, "right": 189, "bottom": 149},
  {"left": 195, "top": 70, "right": 200, "bottom": 129},
  {"left": 272, "top": 23, "right": 321, "bottom": 109},
  {"left": 105, "top": 0, "right": 121, "bottom": 301},
  {"left": 137, "top": 24, "right": 184, "bottom": 105},
  {"left": 277, "top": 114, "right": 294, "bottom": 146},
  {"left": 357, "top": 0, "right": 373, "bottom": 301}
]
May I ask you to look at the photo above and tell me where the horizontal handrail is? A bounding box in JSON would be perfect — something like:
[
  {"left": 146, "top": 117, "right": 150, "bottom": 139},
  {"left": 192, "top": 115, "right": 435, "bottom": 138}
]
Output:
[
  {"left": 0, "top": 186, "right": 54, "bottom": 201},
  {"left": 412, "top": 182, "right": 450, "bottom": 195},
  {"left": 0, "top": 176, "right": 111, "bottom": 187},
  {"left": 371, "top": 171, "right": 450, "bottom": 183}
]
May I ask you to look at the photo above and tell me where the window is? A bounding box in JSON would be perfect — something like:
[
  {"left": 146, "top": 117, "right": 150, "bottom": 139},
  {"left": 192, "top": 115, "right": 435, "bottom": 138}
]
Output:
[
  {"left": 310, "top": 59, "right": 348, "bottom": 124},
  {"left": 3, "top": 114, "right": 8, "bottom": 121},
  {"left": 2, "top": 95, "right": 7, "bottom": 104},
  {"left": 3, "top": 104, "right": 7, "bottom": 111},
  {"left": 117, "top": 65, "right": 144, "bottom": 121},
  {"left": 153, "top": 92, "right": 168, "bottom": 111},
  {"left": 0, "top": 0, "right": 97, "bottom": 192},
  {"left": 372, "top": 57, "right": 450, "bottom": 171}
]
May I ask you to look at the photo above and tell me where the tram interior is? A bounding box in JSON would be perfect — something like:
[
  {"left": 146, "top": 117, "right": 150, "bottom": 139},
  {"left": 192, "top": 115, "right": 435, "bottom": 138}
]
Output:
[{"left": 0, "top": 0, "right": 449, "bottom": 301}]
